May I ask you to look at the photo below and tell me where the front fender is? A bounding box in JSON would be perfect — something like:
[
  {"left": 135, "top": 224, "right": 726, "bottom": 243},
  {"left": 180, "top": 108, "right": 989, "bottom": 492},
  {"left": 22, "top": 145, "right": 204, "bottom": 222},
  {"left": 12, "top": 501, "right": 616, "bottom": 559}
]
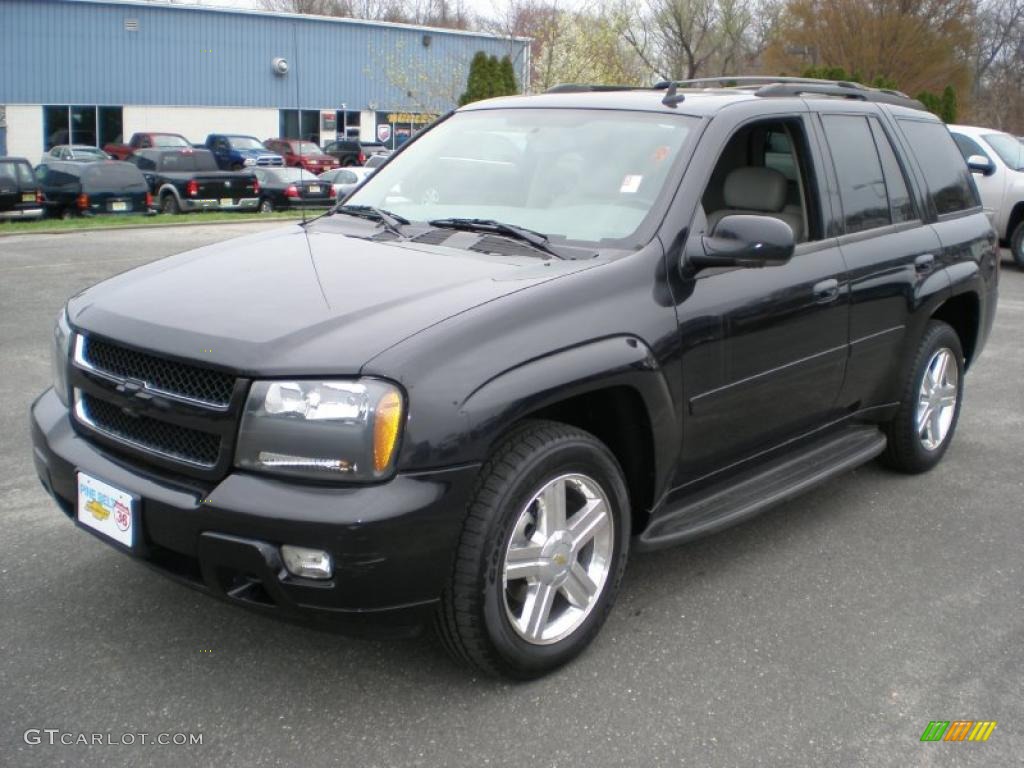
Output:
[{"left": 459, "top": 335, "right": 679, "bottom": 501}]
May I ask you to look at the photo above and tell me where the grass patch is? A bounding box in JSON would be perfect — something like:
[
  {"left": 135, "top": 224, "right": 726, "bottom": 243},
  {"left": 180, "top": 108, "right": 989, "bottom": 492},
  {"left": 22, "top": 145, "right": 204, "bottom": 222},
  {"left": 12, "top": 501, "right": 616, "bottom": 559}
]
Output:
[{"left": 0, "top": 210, "right": 305, "bottom": 235}]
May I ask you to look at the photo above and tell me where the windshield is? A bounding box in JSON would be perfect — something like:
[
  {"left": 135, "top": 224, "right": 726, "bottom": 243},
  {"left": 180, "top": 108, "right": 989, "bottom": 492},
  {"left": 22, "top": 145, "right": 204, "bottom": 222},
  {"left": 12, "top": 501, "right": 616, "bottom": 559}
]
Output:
[
  {"left": 293, "top": 141, "right": 322, "bottom": 155},
  {"left": 268, "top": 168, "right": 321, "bottom": 183},
  {"left": 983, "top": 133, "right": 1024, "bottom": 171},
  {"left": 152, "top": 135, "right": 189, "bottom": 148},
  {"left": 345, "top": 109, "right": 697, "bottom": 243},
  {"left": 228, "top": 136, "right": 266, "bottom": 151},
  {"left": 0, "top": 160, "right": 35, "bottom": 185},
  {"left": 72, "top": 146, "right": 109, "bottom": 159}
]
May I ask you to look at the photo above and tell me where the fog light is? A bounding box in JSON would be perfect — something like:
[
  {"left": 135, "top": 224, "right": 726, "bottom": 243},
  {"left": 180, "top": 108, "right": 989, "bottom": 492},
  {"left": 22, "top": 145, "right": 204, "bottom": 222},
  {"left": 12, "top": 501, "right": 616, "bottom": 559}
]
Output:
[{"left": 281, "top": 545, "right": 333, "bottom": 580}]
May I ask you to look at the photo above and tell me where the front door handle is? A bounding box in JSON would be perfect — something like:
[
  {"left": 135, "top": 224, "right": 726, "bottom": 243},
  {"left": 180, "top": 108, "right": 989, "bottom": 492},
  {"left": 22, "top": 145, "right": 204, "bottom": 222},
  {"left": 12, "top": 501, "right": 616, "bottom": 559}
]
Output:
[
  {"left": 915, "top": 254, "right": 935, "bottom": 273},
  {"left": 813, "top": 278, "right": 840, "bottom": 303}
]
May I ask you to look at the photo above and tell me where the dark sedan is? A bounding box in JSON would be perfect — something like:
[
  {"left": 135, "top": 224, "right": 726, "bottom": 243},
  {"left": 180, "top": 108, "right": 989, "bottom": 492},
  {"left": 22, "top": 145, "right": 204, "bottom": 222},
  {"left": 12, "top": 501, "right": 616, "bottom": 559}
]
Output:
[
  {"left": 36, "top": 160, "right": 153, "bottom": 218},
  {"left": 252, "top": 167, "right": 335, "bottom": 212}
]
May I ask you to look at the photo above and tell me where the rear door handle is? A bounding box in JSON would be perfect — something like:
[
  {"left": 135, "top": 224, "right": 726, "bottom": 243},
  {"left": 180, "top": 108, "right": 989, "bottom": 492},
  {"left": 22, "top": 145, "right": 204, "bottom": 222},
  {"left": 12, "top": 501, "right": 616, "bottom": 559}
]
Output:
[
  {"left": 813, "top": 278, "right": 840, "bottom": 303},
  {"left": 915, "top": 254, "right": 935, "bottom": 273}
]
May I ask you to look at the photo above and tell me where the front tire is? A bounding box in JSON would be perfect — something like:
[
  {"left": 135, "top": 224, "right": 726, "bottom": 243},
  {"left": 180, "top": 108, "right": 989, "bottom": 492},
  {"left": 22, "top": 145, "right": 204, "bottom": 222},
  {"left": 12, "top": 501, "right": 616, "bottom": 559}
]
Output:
[
  {"left": 1010, "top": 221, "right": 1024, "bottom": 269},
  {"left": 437, "top": 420, "right": 630, "bottom": 679},
  {"left": 879, "top": 320, "right": 964, "bottom": 473}
]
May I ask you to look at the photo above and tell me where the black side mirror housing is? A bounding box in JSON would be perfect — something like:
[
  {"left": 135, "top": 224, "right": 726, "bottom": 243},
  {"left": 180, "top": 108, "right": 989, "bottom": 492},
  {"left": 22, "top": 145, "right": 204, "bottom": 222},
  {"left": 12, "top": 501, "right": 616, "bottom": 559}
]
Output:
[
  {"left": 966, "top": 154, "right": 995, "bottom": 176},
  {"left": 690, "top": 214, "right": 796, "bottom": 270}
]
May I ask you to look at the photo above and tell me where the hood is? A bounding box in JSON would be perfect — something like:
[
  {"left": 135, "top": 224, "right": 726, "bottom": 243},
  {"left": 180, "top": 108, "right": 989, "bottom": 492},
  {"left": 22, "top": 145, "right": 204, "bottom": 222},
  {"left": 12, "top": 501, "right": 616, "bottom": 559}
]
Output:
[{"left": 67, "top": 223, "right": 591, "bottom": 376}]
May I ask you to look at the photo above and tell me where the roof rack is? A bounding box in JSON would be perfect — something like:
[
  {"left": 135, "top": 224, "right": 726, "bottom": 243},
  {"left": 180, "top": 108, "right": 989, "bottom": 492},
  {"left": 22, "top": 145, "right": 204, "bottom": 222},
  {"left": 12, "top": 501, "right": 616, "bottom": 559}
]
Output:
[
  {"left": 545, "top": 83, "right": 649, "bottom": 94},
  {"left": 654, "top": 75, "right": 925, "bottom": 110}
]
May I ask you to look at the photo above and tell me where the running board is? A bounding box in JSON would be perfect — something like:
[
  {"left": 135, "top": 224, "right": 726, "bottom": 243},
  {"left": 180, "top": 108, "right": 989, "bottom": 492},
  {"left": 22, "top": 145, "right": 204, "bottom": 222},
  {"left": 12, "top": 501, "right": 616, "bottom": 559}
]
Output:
[{"left": 636, "top": 426, "right": 887, "bottom": 551}]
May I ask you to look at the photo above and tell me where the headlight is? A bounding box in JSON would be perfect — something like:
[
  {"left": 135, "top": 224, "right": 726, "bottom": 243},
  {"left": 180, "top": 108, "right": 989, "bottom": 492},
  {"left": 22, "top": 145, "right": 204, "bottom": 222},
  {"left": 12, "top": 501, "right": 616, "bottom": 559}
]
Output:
[
  {"left": 51, "top": 308, "right": 72, "bottom": 406},
  {"left": 235, "top": 379, "right": 404, "bottom": 481},
  {"left": 243, "top": 157, "right": 256, "bottom": 166}
]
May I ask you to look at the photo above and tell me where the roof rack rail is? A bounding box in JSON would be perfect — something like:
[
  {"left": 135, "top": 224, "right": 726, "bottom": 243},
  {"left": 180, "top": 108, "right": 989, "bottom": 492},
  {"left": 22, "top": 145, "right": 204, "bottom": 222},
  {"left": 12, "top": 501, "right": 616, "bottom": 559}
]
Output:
[
  {"left": 653, "top": 75, "right": 924, "bottom": 110},
  {"left": 545, "top": 83, "right": 648, "bottom": 94}
]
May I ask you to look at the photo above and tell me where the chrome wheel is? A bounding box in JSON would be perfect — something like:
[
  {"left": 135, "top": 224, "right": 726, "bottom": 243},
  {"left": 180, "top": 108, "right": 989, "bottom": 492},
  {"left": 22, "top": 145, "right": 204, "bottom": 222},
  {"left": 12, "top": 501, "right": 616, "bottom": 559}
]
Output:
[
  {"left": 502, "top": 473, "right": 613, "bottom": 645},
  {"left": 916, "top": 347, "right": 959, "bottom": 451}
]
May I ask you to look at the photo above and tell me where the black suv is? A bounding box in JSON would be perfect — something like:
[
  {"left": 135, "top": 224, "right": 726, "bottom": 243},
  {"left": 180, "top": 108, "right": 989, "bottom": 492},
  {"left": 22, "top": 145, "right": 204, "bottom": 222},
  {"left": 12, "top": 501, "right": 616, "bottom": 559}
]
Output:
[
  {"left": 0, "top": 156, "right": 43, "bottom": 221},
  {"left": 321, "top": 138, "right": 389, "bottom": 166},
  {"left": 31, "top": 78, "right": 999, "bottom": 679}
]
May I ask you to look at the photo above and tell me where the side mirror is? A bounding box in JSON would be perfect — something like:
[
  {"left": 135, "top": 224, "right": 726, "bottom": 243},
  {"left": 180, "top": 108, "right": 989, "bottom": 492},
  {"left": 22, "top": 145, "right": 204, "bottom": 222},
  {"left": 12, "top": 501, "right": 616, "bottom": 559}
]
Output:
[
  {"left": 967, "top": 154, "right": 995, "bottom": 176},
  {"left": 690, "top": 214, "right": 795, "bottom": 270}
]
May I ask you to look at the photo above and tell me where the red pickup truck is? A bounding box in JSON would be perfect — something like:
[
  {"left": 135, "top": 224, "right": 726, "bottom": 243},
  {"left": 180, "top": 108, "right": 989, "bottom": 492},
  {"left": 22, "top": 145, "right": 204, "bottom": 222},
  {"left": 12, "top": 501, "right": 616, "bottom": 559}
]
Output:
[
  {"left": 103, "top": 132, "right": 192, "bottom": 161},
  {"left": 263, "top": 138, "right": 340, "bottom": 173}
]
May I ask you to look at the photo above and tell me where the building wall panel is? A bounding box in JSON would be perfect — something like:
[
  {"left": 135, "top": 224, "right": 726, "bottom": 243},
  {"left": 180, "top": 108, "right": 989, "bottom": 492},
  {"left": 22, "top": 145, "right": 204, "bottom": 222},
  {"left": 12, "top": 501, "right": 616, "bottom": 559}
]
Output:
[{"left": 122, "top": 106, "right": 280, "bottom": 146}]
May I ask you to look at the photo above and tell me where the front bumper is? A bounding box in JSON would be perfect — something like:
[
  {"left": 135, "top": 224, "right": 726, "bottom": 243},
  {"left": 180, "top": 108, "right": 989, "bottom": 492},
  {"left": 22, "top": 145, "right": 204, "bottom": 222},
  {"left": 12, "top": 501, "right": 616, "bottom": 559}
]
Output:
[
  {"left": 30, "top": 388, "right": 480, "bottom": 636},
  {"left": 180, "top": 197, "right": 259, "bottom": 212}
]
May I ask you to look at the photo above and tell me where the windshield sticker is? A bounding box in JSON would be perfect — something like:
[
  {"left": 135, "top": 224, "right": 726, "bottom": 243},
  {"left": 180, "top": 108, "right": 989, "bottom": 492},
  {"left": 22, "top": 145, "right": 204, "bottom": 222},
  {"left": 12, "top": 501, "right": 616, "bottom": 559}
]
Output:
[{"left": 620, "top": 175, "right": 643, "bottom": 194}]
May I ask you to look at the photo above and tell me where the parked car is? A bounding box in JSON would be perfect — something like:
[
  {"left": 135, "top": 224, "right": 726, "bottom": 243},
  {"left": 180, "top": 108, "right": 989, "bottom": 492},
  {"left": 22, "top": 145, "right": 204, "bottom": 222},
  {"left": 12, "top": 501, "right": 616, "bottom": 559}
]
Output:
[
  {"left": 0, "top": 156, "right": 44, "bottom": 221},
  {"left": 318, "top": 166, "right": 372, "bottom": 199},
  {"left": 103, "top": 132, "right": 192, "bottom": 161},
  {"left": 949, "top": 124, "right": 1024, "bottom": 267},
  {"left": 263, "top": 139, "right": 340, "bottom": 173},
  {"left": 321, "top": 138, "right": 389, "bottom": 166},
  {"left": 35, "top": 160, "right": 153, "bottom": 218},
  {"left": 204, "top": 134, "right": 284, "bottom": 170},
  {"left": 128, "top": 148, "right": 258, "bottom": 214},
  {"left": 33, "top": 78, "right": 998, "bottom": 679},
  {"left": 251, "top": 167, "right": 335, "bottom": 212},
  {"left": 43, "top": 145, "right": 112, "bottom": 162},
  {"left": 363, "top": 153, "right": 390, "bottom": 170}
]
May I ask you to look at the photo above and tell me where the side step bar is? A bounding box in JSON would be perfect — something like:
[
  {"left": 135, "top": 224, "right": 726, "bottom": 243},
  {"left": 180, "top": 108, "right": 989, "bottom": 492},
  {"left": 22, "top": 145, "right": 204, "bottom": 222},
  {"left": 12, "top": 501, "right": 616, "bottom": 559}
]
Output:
[{"left": 636, "top": 426, "right": 887, "bottom": 551}]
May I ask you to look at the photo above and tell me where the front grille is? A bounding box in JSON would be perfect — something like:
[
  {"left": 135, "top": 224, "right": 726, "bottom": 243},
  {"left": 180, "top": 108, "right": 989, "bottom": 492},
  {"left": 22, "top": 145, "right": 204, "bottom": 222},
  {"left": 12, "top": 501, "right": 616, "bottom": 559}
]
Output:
[
  {"left": 256, "top": 156, "right": 284, "bottom": 166},
  {"left": 82, "top": 336, "right": 235, "bottom": 408},
  {"left": 78, "top": 393, "right": 221, "bottom": 467}
]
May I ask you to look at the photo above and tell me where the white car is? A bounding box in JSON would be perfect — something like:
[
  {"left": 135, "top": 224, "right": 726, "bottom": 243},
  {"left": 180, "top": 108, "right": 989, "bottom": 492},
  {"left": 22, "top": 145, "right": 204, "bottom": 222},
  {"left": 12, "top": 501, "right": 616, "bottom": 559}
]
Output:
[
  {"left": 318, "top": 166, "right": 373, "bottom": 200},
  {"left": 948, "top": 124, "right": 1024, "bottom": 267}
]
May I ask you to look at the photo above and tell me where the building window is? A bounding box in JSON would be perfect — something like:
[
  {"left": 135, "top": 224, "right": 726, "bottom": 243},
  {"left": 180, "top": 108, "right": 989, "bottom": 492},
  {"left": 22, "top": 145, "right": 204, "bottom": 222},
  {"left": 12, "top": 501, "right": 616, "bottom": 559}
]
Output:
[
  {"left": 43, "top": 105, "right": 122, "bottom": 150},
  {"left": 279, "top": 109, "right": 320, "bottom": 145},
  {"left": 374, "top": 111, "right": 437, "bottom": 150},
  {"left": 340, "top": 110, "right": 361, "bottom": 139}
]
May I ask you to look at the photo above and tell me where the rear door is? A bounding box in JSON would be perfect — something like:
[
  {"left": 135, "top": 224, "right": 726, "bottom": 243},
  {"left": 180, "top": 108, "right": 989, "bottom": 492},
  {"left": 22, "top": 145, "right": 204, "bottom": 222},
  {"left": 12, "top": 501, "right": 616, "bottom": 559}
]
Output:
[{"left": 816, "top": 107, "right": 943, "bottom": 410}]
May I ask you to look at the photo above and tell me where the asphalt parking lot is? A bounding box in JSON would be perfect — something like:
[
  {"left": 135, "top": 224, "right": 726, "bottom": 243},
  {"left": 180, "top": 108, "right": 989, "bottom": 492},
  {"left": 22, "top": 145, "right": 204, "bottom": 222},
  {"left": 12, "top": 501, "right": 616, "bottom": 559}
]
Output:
[{"left": 1, "top": 224, "right": 1021, "bottom": 767}]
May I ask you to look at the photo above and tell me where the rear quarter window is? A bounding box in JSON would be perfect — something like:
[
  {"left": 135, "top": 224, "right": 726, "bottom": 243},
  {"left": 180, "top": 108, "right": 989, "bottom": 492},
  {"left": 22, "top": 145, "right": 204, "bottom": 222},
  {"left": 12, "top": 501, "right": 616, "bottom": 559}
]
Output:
[{"left": 898, "top": 120, "right": 980, "bottom": 215}]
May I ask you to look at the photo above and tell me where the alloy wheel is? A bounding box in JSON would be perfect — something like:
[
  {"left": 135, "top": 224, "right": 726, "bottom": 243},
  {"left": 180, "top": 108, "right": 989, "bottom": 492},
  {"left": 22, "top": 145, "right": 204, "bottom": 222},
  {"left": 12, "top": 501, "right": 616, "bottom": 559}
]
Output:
[
  {"left": 502, "top": 473, "right": 613, "bottom": 645},
  {"left": 916, "top": 347, "right": 959, "bottom": 451}
]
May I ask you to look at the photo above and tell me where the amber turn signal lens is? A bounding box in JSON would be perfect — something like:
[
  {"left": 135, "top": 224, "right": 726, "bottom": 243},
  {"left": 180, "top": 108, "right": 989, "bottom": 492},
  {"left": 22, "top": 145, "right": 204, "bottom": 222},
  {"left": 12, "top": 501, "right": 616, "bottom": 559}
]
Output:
[{"left": 372, "top": 390, "right": 403, "bottom": 474}]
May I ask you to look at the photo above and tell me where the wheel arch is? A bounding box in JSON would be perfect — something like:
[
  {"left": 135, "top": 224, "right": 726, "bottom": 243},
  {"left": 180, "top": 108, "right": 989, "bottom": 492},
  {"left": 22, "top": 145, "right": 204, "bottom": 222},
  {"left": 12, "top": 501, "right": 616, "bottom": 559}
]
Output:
[
  {"left": 1005, "top": 201, "right": 1024, "bottom": 242},
  {"left": 460, "top": 336, "right": 678, "bottom": 533},
  {"left": 931, "top": 291, "right": 980, "bottom": 368}
]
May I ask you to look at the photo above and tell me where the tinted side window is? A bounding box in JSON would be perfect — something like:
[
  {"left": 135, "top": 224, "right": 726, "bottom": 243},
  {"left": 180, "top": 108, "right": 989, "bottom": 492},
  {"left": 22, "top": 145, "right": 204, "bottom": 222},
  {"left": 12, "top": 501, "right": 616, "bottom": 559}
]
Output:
[
  {"left": 822, "top": 115, "right": 890, "bottom": 234},
  {"left": 869, "top": 118, "right": 916, "bottom": 224},
  {"left": 897, "top": 120, "right": 979, "bottom": 215}
]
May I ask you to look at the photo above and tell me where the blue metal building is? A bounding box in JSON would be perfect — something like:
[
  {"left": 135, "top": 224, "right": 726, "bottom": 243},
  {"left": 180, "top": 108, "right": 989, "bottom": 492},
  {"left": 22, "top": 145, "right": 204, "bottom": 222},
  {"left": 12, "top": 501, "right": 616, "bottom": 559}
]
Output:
[{"left": 0, "top": 0, "right": 529, "bottom": 159}]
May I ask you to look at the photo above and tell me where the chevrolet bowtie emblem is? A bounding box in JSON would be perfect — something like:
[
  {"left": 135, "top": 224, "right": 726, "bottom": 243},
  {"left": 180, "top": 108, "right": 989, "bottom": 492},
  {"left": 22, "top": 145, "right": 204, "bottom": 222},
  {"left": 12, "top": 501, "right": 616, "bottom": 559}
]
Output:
[{"left": 552, "top": 554, "right": 568, "bottom": 566}]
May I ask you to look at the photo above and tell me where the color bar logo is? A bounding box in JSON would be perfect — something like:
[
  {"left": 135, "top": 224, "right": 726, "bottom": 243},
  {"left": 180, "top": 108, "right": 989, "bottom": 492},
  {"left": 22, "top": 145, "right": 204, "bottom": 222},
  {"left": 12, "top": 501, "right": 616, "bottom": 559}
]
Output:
[{"left": 920, "top": 720, "right": 997, "bottom": 742}]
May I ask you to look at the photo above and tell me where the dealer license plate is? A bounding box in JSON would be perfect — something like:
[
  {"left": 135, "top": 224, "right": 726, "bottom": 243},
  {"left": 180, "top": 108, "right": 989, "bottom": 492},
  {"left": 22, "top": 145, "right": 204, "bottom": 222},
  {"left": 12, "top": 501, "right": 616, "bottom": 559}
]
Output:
[
  {"left": 220, "top": 197, "right": 234, "bottom": 206},
  {"left": 77, "top": 472, "right": 135, "bottom": 548},
  {"left": 308, "top": 185, "right": 320, "bottom": 194},
  {"left": 110, "top": 201, "right": 127, "bottom": 212},
  {"left": 22, "top": 193, "right": 35, "bottom": 202}
]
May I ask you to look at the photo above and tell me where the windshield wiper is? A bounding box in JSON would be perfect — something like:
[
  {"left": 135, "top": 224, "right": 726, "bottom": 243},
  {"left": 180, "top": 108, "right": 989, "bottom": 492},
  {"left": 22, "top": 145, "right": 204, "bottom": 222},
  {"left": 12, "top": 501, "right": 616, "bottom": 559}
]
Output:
[
  {"left": 333, "top": 204, "right": 409, "bottom": 237},
  {"left": 427, "top": 218, "right": 563, "bottom": 259}
]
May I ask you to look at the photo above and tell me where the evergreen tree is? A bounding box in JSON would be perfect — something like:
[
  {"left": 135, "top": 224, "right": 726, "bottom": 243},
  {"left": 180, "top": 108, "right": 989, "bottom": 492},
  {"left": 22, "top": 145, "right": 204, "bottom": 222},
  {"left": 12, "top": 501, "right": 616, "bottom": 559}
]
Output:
[
  {"left": 499, "top": 56, "right": 518, "bottom": 95},
  {"left": 459, "top": 51, "right": 490, "bottom": 106},
  {"left": 940, "top": 85, "right": 958, "bottom": 123}
]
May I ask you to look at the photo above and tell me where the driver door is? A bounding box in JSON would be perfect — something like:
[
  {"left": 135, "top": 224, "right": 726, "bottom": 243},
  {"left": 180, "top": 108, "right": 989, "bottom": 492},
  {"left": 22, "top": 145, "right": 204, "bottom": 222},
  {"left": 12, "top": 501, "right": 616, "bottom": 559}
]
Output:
[{"left": 675, "top": 111, "right": 850, "bottom": 480}]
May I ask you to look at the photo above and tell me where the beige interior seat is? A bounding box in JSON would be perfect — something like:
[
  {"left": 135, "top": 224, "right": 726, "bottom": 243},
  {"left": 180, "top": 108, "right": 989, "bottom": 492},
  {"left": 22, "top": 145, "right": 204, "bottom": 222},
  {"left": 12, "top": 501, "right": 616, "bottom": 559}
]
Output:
[{"left": 706, "top": 166, "right": 803, "bottom": 242}]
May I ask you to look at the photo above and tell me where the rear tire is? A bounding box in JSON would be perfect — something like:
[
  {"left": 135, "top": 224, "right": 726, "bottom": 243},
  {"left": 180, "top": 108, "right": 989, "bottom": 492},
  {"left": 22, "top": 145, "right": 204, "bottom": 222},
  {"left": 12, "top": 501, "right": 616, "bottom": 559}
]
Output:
[
  {"left": 1010, "top": 221, "right": 1024, "bottom": 269},
  {"left": 230, "top": 163, "right": 243, "bottom": 172},
  {"left": 259, "top": 198, "right": 274, "bottom": 213},
  {"left": 436, "top": 420, "right": 630, "bottom": 679},
  {"left": 879, "top": 320, "right": 964, "bottom": 474},
  {"left": 161, "top": 194, "right": 180, "bottom": 215}
]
